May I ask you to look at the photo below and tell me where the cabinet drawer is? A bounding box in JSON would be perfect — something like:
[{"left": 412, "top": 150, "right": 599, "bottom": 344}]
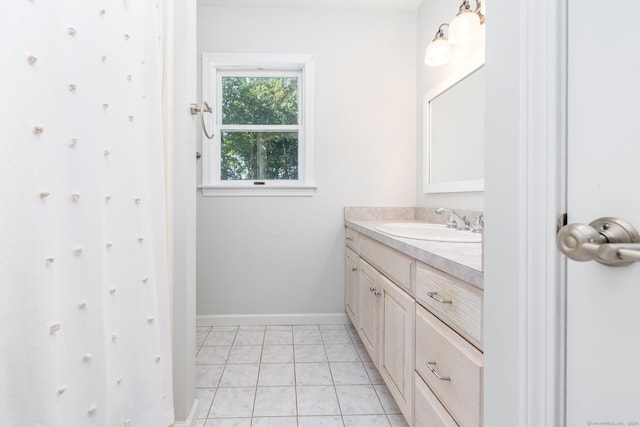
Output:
[
  {"left": 359, "top": 235, "right": 414, "bottom": 295},
  {"left": 415, "top": 373, "right": 458, "bottom": 427},
  {"left": 416, "top": 305, "right": 483, "bottom": 427},
  {"left": 416, "top": 262, "right": 482, "bottom": 349},
  {"left": 346, "top": 227, "right": 359, "bottom": 251}
]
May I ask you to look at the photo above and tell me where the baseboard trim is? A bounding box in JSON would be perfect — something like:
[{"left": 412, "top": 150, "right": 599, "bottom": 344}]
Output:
[
  {"left": 171, "top": 398, "right": 199, "bottom": 427},
  {"left": 197, "top": 312, "right": 349, "bottom": 326}
]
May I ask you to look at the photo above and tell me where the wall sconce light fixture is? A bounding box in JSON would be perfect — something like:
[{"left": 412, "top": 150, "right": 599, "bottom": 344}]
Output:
[
  {"left": 425, "top": 0, "right": 485, "bottom": 67},
  {"left": 424, "top": 24, "right": 452, "bottom": 67}
]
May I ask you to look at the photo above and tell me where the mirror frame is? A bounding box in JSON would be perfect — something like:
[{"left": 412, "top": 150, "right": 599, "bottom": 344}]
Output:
[{"left": 423, "top": 56, "right": 485, "bottom": 194}]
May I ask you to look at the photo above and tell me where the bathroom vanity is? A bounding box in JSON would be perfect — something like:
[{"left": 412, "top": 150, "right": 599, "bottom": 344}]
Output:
[{"left": 344, "top": 207, "right": 484, "bottom": 427}]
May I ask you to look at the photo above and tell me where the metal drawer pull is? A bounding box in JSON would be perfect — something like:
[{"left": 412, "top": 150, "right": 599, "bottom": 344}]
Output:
[
  {"left": 427, "top": 291, "right": 452, "bottom": 304},
  {"left": 426, "top": 361, "right": 451, "bottom": 381},
  {"left": 351, "top": 267, "right": 357, "bottom": 272},
  {"left": 346, "top": 237, "right": 354, "bottom": 241}
]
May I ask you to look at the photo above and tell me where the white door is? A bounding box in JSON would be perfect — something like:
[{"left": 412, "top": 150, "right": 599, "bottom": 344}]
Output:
[{"left": 565, "top": 1, "right": 640, "bottom": 425}]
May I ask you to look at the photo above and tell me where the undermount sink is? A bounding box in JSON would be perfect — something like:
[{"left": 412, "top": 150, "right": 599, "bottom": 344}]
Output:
[{"left": 375, "top": 222, "right": 482, "bottom": 243}]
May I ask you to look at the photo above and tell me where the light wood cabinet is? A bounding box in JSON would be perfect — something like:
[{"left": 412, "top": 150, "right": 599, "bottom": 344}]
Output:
[
  {"left": 378, "top": 273, "right": 415, "bottom": 422},
  {"left": 416, "top": 262, "right": 483, "bottom": 350},
  {"left": 345, "top": 247, "right": 359, "bottom": 329},
  {"left": 359, "top": 234, "right": 415, "bottom": 296},
  {"left": 415, "top": 373, "right": 459, "bottom": 427},
  {"left": 358, "top": 258, "right": 381, "bottom": 366},
  {"left": 344, "top": 224, "right": 483, "bottom": 427},
  {"left": 416, "top": 305, "right": 483, "bottom": 427},
  {"left": 346, "top": 227, "right": 359, "bottom": 251},
  {"left": 346, "top": 228, "right": 415, "bottom": 422}
]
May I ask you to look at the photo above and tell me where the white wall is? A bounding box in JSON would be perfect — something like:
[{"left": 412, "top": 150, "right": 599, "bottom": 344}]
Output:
[
  {"left": 415, "top": 0, "right": 485, "bottom": 211},
  {"left": 196, "top": 6, "right": 417, "bottom": 317},
  {"left": 168, "top": 0, "right": 198, "bottom": 422}
]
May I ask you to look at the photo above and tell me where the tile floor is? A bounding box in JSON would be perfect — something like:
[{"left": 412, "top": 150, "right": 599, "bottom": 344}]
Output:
[{"left": 194, "top": 323, "right": 410, "bottom": 427}]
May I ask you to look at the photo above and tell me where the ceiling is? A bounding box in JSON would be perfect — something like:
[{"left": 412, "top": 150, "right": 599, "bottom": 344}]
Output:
[{"left": 197, "top": 0, "right": 424, "bottom": 11}]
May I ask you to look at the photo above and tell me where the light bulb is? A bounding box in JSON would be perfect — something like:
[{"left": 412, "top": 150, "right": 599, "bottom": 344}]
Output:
[
  {"left": 425, "top": 38, "right": 452, "bottom": 66},
  {"left": 449, "top": 9, "right": 481, "bottom": 44}
]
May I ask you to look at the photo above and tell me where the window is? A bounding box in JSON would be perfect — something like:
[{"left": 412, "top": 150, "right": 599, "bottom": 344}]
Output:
[{"left": 200, "top": 54, "right": 315, "bottom": 196}]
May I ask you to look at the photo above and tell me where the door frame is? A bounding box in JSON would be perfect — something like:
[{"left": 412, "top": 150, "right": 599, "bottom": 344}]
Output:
[
  {"left": 165, "top": 0, "right": 198, "bottom": 424},
  {"left": 167, "top": 0, "right": 573, "bottom": 424},
  {"left": 483, "top": 0, "right": 568, "bottom": 425}
]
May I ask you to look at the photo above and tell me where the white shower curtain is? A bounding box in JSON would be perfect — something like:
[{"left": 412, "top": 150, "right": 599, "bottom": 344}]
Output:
[{"left": 0, "top": 1, "right": 174, "bottom": 426}]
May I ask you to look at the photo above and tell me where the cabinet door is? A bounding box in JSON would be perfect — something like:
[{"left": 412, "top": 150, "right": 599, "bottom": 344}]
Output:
[
  {"left": 358, "top": 259, "right": 380, "bottom": 366},
  {"left": 378, "top": 274, "right": 415, "bottom": 424},
  {"left": 345, "top": 247, "right": 359, "bottom": 329}
]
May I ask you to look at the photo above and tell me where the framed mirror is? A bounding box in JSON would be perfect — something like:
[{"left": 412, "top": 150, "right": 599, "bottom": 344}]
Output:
[{"left": 423, "top": 63, "right": 485, "bottom": 193}]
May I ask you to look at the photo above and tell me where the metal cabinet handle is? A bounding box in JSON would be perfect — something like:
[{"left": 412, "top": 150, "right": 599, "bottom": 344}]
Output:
[
  {"left": 369, "top": 286, "right": 376, "bottom": 292},
  {"left": 427, "top": 291, "right": 452, "bottom": 304},
  {"left": 374, "top": 290, "right": 381, "bottom": 297},
  {"left": 425, "top": 361, "right": 451, "bottom": 381},
  {"left": 346, "top": 237, "right": 354, "bottom": 241},
  {"left": 557, "top": 216, "right": 640, "bottom": 267},
  {"left": 351, "top": 267, "right": 357, "bottom": 272}
]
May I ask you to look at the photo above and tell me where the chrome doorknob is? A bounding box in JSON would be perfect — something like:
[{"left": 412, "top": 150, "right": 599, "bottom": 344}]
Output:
[
  {"left": 557, "top": 217, "right": 640, "bottom": 267},
  {"left": 557, "top": 223, "right": 604, "bottom": 262}
]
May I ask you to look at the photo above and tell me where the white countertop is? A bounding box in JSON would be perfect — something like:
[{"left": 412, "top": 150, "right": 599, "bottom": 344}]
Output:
[{"left": 345, "top": 219, "right": 484, "bottom": 289}]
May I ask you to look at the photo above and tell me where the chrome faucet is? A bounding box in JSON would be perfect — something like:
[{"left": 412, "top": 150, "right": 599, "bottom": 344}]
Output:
[
  {"left": 471, "top": 214, "right": 484, "bottom": 233},
  {"left": 435, "top": 208, "right": 471, "bottom": 231}
]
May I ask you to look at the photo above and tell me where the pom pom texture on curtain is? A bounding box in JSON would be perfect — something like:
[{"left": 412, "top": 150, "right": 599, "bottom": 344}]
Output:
[{"left": 0, "top": 1, "right": 174, "bottom": 426}]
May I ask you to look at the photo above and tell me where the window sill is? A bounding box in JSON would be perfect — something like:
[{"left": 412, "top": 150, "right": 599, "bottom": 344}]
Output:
[{"left": 199, "top": 184, "right": 317, "bottom": 197}]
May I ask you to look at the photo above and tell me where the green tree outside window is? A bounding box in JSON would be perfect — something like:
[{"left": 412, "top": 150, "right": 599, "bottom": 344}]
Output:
[{"left": 220, "top": 76, "right": 299, "bottom": 180}]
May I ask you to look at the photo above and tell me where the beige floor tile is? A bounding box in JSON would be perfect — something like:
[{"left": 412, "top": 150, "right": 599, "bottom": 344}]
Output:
[
  {"left": 335, "top": 385, "right": 385, "bottom": 415},
  {"left": 219, "top": 363, "right": 260, "bottom": 387},
  {"left": 251, "top": 417, "right": 297, "bottom": 427},
  {"left": 209, "top": 387, "right": 256, "bottom": 418},
  {"left": 193, "top": 324, "right": 394, "bottom": 426},
  {"left": 196, "top": 364, "right": 224, "bottom": 388},
  {"left": 204, "top": 418, "right": 251, "bottom": 427},
  {"left": 343, "top": 415, "right": 391, "bottom": 427},
  {"left": 227, "top": 345, "right": 262, "bottom": 364},
  {"left": 295, "top": 362, "right": 333, "bottom": 385},
  {"left": 294, "top": 344, "right": 327, "bottom": 363},
  {"left": 296, "top": 385, "right": 341, "bottom": 416},
  {"left": 258, "top": 363, "right": 295, "bottom": 386},
  {"left": 298, "top": 416, "right": 345, "bottom": 427},
  {"left": 330, "top": 362, "right": 371, "bottom": 385},
  {"left": 253, "top": 386, "right": 297, "bottom": 417},
  {"left": 261, "top": 345, "right": 294, "bottom": 363}
]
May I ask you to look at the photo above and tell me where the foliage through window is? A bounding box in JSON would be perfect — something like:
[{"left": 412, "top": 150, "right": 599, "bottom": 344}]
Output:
[{"left": 220, "top": 76, "right": 300, "bottom": 181}]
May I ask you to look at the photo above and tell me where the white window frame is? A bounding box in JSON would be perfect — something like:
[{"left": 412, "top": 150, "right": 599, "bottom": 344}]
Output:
[{"left": 199, "top": 53, "right": 315, "bottom": 197}]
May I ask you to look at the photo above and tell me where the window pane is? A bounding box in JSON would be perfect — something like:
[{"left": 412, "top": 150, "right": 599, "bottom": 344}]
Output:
[
  {"left": 221, "top": 131, "right": 299, "bottom": 181},
  {"left": 221, "top": 76, "right": 299, "bottom": 125}
]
